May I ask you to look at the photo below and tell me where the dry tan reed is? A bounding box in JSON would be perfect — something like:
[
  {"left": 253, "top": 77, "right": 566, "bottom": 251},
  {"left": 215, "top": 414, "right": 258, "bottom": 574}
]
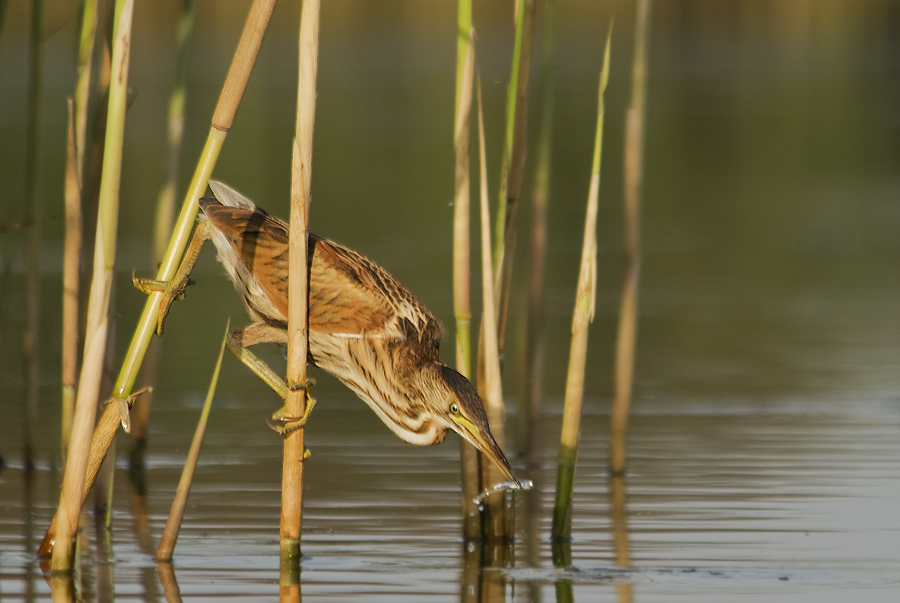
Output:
[
  {"left": 475, "top": 75, "right": 509, "bottom": 539},
  {"left": 61, "top": 100, "right": 82, "bottom": 462},
  {"left": 610, "top": 0, "right": 651, "bottom": 475},
  {"left": 156, "top": 320, "right": 229, "bottom": 561},
  {"left": 453, "top": 20, "right": 480, "bottom": 539},
  {"left": 551, "top": 26, "right": 612, "bottom": 543},
  {"left": 282, "top": 0, "right": 321, "bottom": 571}
]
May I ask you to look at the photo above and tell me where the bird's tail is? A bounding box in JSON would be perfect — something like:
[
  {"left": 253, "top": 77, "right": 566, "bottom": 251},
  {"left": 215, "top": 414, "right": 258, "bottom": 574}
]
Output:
[{"left": 208, "top": 180, "right": 257, "bottom": 211}]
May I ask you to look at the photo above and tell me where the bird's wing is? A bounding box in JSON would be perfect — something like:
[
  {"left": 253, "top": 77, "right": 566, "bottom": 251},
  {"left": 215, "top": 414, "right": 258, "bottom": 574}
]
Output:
[
  {"left": 200, "top": 198, "right": 292, "bottom": 324},
  {"left": 309, "top": 238, "right": 442, "bottom": 347}
]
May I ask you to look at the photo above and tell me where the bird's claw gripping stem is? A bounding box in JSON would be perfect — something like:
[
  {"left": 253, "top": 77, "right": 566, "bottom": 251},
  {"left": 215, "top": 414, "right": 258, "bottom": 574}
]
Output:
[
  {"left": 132, "top": 220, "right": 210, "bottom": 336},
  {"left": 268, "top": 379, "right": 316, "bottom": 436},
  {"left": 132, "top": 272, "right": 196, "bottom": 335}
]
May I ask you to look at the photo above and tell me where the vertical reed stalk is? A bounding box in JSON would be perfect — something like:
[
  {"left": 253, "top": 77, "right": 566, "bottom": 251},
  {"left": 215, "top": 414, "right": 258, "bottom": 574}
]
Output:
[
  {"left": 52, "top": 0, "right": 135, "bottom": 572},
  {"left": 551, "top": 28, "right": 611, "bottom": 542},
  {"left": 40, "top": 0, "right": 278, "bottom": 557},
  {"left": 610, "top": 0, "right": 650, "bottom": 475},
  {"left": 62, "top": 0, "right": 98, "bottom": 460},
  {"left": 282, "top": 0, "right": 320, "bottom": 572},
  {"left": 62, "top": 100, "right": 82, "bottom": 463},
  {"left": 475, "top": 76, "right": 508, "bottom": 539},
  {"left": 157, "top": 320, "right": 228, "bottom": 561},
  {"left": 492, "top": 0, "right": 535, "bottom": 352},
  {"left": 453, "top": 21, "right": 480, "bottom": 539}
]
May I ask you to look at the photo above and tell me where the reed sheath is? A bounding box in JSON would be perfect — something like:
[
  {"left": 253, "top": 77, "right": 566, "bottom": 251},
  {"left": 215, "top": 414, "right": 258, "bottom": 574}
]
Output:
[
  {"left": 610, "top": 0, "right": 650, "bottom": 475},
  {"left": 52, "top": 0, "right": 134, "bottom": 572},
  {"left": 40, "top": 0, "right": 278, "bottom": 557},
  {"left": 282, "top": 0, "right": 320, "bottom": 570},
  {"left": 551, "top": 27, "right": 611, "bottom": 542}
]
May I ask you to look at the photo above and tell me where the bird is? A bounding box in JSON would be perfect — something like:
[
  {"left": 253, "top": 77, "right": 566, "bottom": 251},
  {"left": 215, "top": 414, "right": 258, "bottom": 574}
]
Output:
[{"left": 136, "top": 180, "right": 526, "bottom": 490}]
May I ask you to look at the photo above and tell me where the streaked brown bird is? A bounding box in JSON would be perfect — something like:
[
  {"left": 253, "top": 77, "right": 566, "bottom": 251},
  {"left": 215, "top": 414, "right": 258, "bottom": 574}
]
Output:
[{"left": 138, "top": 180, "right": 524, "bottom": 488}]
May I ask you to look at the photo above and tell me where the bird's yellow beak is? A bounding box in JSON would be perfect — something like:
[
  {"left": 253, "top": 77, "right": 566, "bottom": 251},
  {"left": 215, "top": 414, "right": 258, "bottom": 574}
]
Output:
[{"left": 450, "top": 415, "right": 517, "bottom": 484}]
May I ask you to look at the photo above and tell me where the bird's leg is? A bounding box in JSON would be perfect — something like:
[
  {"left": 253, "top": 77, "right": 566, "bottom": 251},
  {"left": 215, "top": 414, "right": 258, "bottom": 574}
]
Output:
[
  {"left": 133, "top": 220, "right": 211, "bottom": 335},
  {"left": 226, "top": 324, "right": 316, "bottom": 439}
]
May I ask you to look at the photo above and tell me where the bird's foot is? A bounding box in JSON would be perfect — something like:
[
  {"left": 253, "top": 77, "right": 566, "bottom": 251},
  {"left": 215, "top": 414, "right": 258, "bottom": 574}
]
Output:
[
  {"left": 267, "top": 379, "right": 316, "bottom": 436},
  {"left": 133, "top": 272, "right": 196, "bottom": 335},
  {"left": 106, "top": 386, "right": 153, "bottom": 434}
]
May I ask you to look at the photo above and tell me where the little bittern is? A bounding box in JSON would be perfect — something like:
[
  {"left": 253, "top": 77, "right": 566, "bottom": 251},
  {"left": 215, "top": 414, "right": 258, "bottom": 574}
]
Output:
[{"left": 137, "top": 181, "right": 527, "bottom": 490}]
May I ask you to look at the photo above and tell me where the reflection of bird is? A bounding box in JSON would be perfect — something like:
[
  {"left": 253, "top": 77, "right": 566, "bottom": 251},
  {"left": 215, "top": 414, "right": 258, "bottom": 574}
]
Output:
[{"left": 138, "top": 181, "right": 521, "bottom": 485}]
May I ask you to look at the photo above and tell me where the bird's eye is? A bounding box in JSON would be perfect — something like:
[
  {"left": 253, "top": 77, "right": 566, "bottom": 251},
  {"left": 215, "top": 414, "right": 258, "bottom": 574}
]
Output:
[{"left": 449, "top": 403, "right": 460, "bottom": 415}]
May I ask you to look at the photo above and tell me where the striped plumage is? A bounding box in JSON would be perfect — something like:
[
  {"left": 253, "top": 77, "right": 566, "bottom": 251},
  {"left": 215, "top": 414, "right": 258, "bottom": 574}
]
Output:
[{"left": 200, "top": 181, "right": 517, "bottom": 481}]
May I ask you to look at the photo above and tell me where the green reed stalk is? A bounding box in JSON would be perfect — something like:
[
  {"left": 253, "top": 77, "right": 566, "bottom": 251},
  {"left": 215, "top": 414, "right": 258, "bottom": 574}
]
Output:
[
  {"left": 40, "top": 0, "right": 278, "bottom": 558},
  {"left": 454, "top": 0, "right": 472, "bottom": 118},
  {"left": 282, "top": 0, "right": 320, "bottom": 573},
  {"left": 52, "top": 0, "right": 134, "bottom": 572},
  {"left": 62, "top": 0, "right": 99, "bottom": 459},
  {"left": 610, "top": 0, "right": 650, "bottom": 475},
  {"left": 551, "top": 27, "right": 611, "bottom": 542},
  {"left": 475, "top": 75, "right": 509, "bottom": 539},
  {"left": 492, "top": 0, "right": 534, "bottom": 353},
  {"left": 131, "top": 0, "right": 197, "bottom": 450},
  {"left": 453, "top": 21, "right": 480, "bottom": 539},
  {"left": 157, "top": 320, "right": 228, "bottom": 561}
]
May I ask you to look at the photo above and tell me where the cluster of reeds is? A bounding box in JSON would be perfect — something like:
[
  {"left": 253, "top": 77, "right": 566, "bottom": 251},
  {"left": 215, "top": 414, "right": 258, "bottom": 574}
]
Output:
[{"left": 35, "top": 0, "right": 650, "bottom": 588}]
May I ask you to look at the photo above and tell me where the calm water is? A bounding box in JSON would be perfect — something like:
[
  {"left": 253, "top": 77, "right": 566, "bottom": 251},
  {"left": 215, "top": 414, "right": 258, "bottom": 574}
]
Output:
[{"left": 1, "top": 1, "right": 899, "bottom": 601}]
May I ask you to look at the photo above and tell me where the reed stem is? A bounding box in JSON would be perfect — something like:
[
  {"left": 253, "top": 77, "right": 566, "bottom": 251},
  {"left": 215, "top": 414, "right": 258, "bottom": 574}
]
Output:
[
  {"left": 476, "top": 75, "right": 508, "bottom": 539},
  {"left": 453, "top": 20, "right": 480, "bottom": 539},
  {"left": 157, "top": 320, "right": 228, "bottom": 561},
  {"left": 610, "top": 0, "right": 651, "bottom": 475},
  {"left": 52, "top": 0, "right": 134, "bottom": 572},
  {"left": 62, "top": 100, "right": 82, "bottom": 463},
  {"left": 492, "top": 0, "right": 535, "bottom": 353},
  {"left": 62, "top": 0, "right": 98, "bottom": 460},
  {"left": 551, "top": 27, "right": 611, "bottom": 542},
  {"left": 282, "top": 0, "right": 320, "bottom": 571},
  {"left": 40, "top": 0, "right": 278, "bottom": 558}
]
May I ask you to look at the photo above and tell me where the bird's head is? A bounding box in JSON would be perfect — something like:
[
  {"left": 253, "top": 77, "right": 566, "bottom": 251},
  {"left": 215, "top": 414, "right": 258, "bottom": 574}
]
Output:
[{"left": 423, "top": 365, "right": 518, "bottom": 484}]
